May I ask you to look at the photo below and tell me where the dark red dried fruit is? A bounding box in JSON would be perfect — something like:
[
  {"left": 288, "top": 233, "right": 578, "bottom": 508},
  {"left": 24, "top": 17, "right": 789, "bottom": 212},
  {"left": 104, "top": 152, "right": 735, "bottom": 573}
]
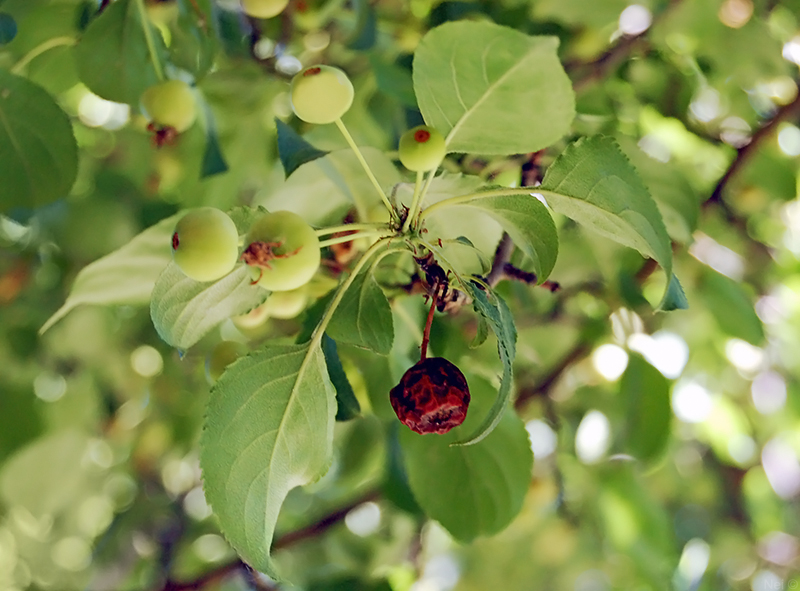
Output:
[{"left": 390, "top": 357, "right": 470, "bottom": 435}]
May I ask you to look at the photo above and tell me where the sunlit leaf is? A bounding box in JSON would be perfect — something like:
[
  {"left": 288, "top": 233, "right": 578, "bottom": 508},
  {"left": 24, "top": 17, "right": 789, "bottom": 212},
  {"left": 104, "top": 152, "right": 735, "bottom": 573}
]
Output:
[
  {"left": 40, "top": 215, "right": 178, "bottom": 334},
  {"left": 460, "top": 192, "right": 558, "bottom": 282},
  {"left": 413, "top": 21, "right": 574, "bottom": 154},
  {"left": 539, "top": 135, "right": 682, "bottom": 310},
  {"left": 150, "top": 263, "right": 267, "bottom": 350},
  {"left": 200, "top": 343, "right": 335, "bottom": 579},
  {"left": 328, "top": 268, "right": 394, "bottom": 355}
]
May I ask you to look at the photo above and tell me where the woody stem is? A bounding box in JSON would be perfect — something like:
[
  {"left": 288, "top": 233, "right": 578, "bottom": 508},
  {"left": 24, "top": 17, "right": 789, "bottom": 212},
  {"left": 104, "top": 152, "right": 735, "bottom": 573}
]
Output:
[{"left": 419, "top": 291, "right": 438, "bottom": 362}]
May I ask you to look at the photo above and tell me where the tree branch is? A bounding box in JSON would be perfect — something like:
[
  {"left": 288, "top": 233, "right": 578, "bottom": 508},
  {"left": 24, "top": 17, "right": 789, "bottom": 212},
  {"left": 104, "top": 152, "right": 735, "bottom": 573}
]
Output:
[
  {"left": 153, "top": 489, "right": 379, "bottom": 591},
  {"left": 706, "top": 79, "right": 800, "bottom": 210},
  {"left": 514, "top": 341, "right": 592, "bottom": 411}
]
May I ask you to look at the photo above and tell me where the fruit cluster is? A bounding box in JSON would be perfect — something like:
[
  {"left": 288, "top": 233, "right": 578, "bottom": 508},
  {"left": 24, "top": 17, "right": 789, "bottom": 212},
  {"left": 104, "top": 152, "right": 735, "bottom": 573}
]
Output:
[{"left": 170, "top": 208, "right": 321, "bottom": 291}]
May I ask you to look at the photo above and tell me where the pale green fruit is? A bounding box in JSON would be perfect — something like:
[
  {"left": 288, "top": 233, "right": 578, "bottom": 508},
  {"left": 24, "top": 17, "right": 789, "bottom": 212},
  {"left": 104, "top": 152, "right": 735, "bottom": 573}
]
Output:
[
  {"left": 140, "top": 80, "right": 197, "bottom": 132},
  {"left": 172, "top": 208, "right": 239, "bottom": 282},
  {"left": 262, "top": 287, "right": 309, "bottom": 319},
  {"left": 243, "top": 211, "right": 321, "bottom": 292},
  {"left": 241, "top": 0, "right": 289, "bottom": 18},
  {"left": 398, "top": 125, "right": 446, "bottom": 172},
  {"left": 206, "top": 340, "right": 248, "bottom": 383},
  {"left": 290, "top": 65, "right": 354, "bottom": 124}
]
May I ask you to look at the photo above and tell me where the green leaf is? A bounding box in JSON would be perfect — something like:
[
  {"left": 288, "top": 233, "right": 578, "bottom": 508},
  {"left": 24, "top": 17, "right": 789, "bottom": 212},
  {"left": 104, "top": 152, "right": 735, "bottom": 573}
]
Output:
[
  {"left": 0, "top": 69, "right": 78, "bottom": 212},
  {"left": 620, "top": 354, "right": 671, "bottom": 463},
  {"left": 539, "top": 136, "right": 675, "bottom": 307},
  {"left": 40, "top": 214, "right": 179, "bottom": 334},
  {"left": 321, "top": 334, "right": 361, "bottom": 421},
  {"left": 400, "top": 374, "right": 532, "bottom": 541},
  {"left": 201, "top": 98, "right": 228, "bottom": 178},
  {"left": 462, "top": 192, "right": 558, "bottom": 282},
  {"left": 327, "top": 268, "right": 394, "bottom": 355},
  {"left": 200, "top": 343, "right": 336, "bottom": 579},
  {"left": 150, "top": 264, "right": 268, "bottom": 350},
  {"left": 75, "top": 0, "right": 166, "bottom": 103},
  {"left": 452, "top": 282, "right": 516, "bottom": 446},
  {"left": 276, "top": 118, "right": 328, "bottom": 178},
  {"left": 413, "top": 21, "right": 574, "bottom": 155},
  {"left": 168, "top": 0, "right": 217, "bottom": 79},
  {"left": 346, "top": 0, "right": 376, "bottom": 50},
  {"left": 0, "top": 12, "right": 16, "bottom": 44},
  {"left": 660, "top": 274, "right": 688, "bottom": 312},
  {"left": 698, "top": 269, "right": 764, "bottom": 345},
  {"left": 369, "top": 56, "right": 416, "bottom": 108},
  {"left": 618, "top": 136, "right": 700, "bottom": 244}
]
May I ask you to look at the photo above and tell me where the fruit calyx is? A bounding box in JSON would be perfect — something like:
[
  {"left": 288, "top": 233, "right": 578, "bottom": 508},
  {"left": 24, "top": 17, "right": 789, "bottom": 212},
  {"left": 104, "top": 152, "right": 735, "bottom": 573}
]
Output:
[{"left": 390, "top": 357, "right": 471, "bottom": 435}]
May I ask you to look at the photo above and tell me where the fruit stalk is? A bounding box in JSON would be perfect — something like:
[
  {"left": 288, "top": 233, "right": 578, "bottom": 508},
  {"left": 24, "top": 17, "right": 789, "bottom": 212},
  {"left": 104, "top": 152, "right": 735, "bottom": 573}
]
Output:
[
  {"left": 334, "top": 118, "right": 396, "bottom": 220},
  {"left": 419, "top": 290, "right": 438, "bottom": 362}
]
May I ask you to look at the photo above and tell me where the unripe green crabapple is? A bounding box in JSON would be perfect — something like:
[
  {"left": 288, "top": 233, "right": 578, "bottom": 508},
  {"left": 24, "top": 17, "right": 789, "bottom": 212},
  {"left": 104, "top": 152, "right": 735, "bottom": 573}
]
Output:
[
  {"left": 242, "top": 211, "right": 321, "bottom": 292},
  {"left": 140, "top": 79, "right": 197, "bottom": 134},
  {"left": 172, "top": 208, "right": 240, "bottom": 282},
  {"left": 261, "top": 286, "right": 309, "bottom": 319},
  {"left": 398, "top": 125, "right": 446, "bottom": 172},
  {"left": 290, "top": 65, "right": 354, "bottom": 125},
  {"left": 241, "top": 0, "right": 289, "bottom": 18}
]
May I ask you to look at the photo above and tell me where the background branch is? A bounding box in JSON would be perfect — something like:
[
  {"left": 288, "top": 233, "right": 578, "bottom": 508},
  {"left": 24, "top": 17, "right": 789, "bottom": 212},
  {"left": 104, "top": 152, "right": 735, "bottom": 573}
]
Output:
[{"left": 154, "top": 489, "right": 379, "bottom": 591}]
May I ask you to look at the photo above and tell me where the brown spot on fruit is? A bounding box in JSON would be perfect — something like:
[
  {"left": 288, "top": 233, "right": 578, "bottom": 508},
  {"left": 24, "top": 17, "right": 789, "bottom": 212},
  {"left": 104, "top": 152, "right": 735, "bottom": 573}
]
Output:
[
  {"left": 414, "top": 129, "right": 431, "bottom": 143},
  {"left": 390, "top": 357, "right": 470, "bottom": 435},
  {"left": 304, "top": 67, "right": 321, "bottom": 77},
  {"left": 172, "top": 232, "right": 180, "bottom": 251}
]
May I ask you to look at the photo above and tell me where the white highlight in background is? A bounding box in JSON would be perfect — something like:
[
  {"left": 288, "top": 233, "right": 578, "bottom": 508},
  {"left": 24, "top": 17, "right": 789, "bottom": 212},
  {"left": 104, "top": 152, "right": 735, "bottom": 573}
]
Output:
[
  {"left": 345, "top": 502, "right": 381, "bottom": 537},
  {"left": 676, "top": 538, "right": 711, "bottom": 588},
  {"left": 628, "top": 331, "right": 689, "bottom": 379},
  {"left": 619, "top": 5, "right": 652, "bottom": 35},
  {"left": 762, "top": 438, "right": 800, "bottom": 499},
  {"left": 575, "top": 411, "right": 611, "bottom": 464},
  {"left": 526, "top": 420, "right": 557, "bottom": 459},
  {"left": 777, "top": 124, "right": 800, "bottom": 157},
  {"left": 593, "top": 344, "right": 629, "bottom": 381},
  {"left": 725, "top": 339, "right": 764, "bottom": 373},
  {"left": 751, "top": 371, "right": 787, "bottom": 415},
  {"left": 672, "top": 381, "right": 713, "bottom": 423}
]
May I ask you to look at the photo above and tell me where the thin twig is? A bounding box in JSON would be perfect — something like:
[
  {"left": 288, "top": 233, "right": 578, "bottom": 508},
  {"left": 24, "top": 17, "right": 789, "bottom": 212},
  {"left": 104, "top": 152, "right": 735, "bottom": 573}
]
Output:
[
  {"left": 569, "top": 0, "right": 683, "bottom": 92},
  {"left": 514, "top": 342, "right": 592, "bottom": 411},
  {"left": 706, "top": 79, "right": 800, "bottom": 210}
]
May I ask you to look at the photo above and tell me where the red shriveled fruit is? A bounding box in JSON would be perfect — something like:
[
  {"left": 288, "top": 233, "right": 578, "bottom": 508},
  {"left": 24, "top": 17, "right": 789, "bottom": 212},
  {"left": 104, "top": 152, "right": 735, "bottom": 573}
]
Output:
[{"left": 390, "top": 357, "right": 470, "bottom": 435}]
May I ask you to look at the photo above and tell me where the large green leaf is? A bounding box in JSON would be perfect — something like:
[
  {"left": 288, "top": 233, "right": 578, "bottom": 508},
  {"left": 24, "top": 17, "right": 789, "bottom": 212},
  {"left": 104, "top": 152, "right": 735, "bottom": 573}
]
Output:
[
  {"left": 200, "top": 343, "right": 336, "bottom": 579},
  {"left": 40, "top": 214, "right": 179, "bottom": 334},
  {"left": 0, "top": 69, "right": 77, "bottom": 212},
  {"left": 413, "top": 21, "right": 574, "bottom": 155},
  {"left": 452, "top": 282, "right": 517, "bottom": 446},
  {"left": 400, "top": 374, "right": 532, "bottom": 541},
  {"left": 539, "top": 135, "right": 681, "bottom": 309},
  {"left": 620, "top": 354, "right": 671, "bottom": 463},
  {"left": 75, "top": 0, "right": 166, "bottom": 103},
  {"left": 461, "top": 193, "right": 558, "bottom": 282},
  {"left": 327, "top": 268, "right": 394, "bottom": 355},
  {"left": 150, "top": 263, "right": 267, "bottom": 350}
]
